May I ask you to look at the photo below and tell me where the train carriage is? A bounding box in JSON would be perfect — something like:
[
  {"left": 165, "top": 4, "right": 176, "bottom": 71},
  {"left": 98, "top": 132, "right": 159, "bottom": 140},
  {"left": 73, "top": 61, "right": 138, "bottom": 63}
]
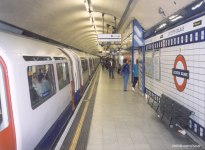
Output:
[
  {"left": 0, "top": 31, "right": 74, "bottom": 150},
  {"left": 0, "top": 29, "right": 100, "bottom": 150}
]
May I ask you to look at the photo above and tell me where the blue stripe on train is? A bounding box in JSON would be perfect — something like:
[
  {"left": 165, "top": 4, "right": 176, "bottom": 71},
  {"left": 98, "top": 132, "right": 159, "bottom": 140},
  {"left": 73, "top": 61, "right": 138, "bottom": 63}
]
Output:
[
  {"left": 34, "top": 103, "right": 73, "bottom": 150},
  {"left": 74, "top": 78, "right": 90, "bottom": 107}
]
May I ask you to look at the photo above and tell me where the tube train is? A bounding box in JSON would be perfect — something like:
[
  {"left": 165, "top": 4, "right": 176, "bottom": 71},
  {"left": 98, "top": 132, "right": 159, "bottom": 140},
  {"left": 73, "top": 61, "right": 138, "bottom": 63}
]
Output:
[{"left": 0, "top": 31, "right": 100, "bottom": 150}]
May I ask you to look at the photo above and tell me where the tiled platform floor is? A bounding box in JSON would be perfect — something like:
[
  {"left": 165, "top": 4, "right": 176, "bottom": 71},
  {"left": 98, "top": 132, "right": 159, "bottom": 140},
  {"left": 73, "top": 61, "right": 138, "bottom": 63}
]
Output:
[{"left": 86, "top": 69, "right": 202, "bottom": 150}]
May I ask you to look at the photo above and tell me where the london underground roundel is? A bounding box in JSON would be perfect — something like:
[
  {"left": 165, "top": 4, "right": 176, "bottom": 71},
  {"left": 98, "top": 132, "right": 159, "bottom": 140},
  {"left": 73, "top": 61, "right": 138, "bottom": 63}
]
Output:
[{"left": 172, "top": 54, "right": 189, "bottom": 92}]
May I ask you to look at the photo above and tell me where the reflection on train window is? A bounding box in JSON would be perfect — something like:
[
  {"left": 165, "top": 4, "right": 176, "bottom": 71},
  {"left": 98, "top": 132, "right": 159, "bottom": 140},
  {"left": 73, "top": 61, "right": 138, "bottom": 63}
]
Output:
[
  {"left": 56, "top": 63, "right": 70, "bottom": 90},
  {"left": 27, "top": 64, "right": 56, "bottom": 109}
]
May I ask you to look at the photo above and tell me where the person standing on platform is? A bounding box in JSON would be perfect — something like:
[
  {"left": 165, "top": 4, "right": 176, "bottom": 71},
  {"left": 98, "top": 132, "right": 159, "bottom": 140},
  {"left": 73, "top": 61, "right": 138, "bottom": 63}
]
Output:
[
  {"left": 132, "top": 59, "right": 139, "bottom": 91},
  {"left": 108, "top": 58, "right": 115, "bottom": 79},
  {"left": 101, "top": 58, "right": 105, "bottom": 70},
  {"left": 121, "top": 58, "right": 130, "bottom": 91},
  {"left": 117, "top": 63, "right": 121, "bottom": 74}
]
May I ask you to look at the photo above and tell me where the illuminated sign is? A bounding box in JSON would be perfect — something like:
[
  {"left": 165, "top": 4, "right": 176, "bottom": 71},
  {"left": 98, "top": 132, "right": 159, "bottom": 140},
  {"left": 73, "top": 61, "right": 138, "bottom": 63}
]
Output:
[
  {"left": 97, "top": 34, "right": 121, "bottom": 42},
  {"left": 193, "top": 20, "right": 202, "bottom": 27}
]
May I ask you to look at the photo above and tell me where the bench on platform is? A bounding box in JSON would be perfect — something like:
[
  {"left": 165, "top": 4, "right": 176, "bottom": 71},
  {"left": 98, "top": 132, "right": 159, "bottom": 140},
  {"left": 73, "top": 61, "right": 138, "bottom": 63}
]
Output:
[{"left": 158, "top": 94, "right": 193, "bottom": 129}]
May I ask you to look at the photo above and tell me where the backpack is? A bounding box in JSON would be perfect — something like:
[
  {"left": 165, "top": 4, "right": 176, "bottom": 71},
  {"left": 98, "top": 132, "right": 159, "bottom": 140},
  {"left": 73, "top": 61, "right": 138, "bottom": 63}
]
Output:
[{"left": 121, "top": 64, "right": 129, "bottom": 74}]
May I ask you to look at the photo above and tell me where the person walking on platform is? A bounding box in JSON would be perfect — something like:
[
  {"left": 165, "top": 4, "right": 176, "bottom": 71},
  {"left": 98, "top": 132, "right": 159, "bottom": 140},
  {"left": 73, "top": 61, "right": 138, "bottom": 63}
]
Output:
[
  {"left": 132, "top": 59, "right": 139, "bottom": 91},
  {"left": 121, "top": 58, "right": 130, "bottom": 91},
  {"left": 108, "top": 58, "right": 115, "bottom": 79},
  {"left": 101, "top": 58, "right": 105, "bottom": 70}
]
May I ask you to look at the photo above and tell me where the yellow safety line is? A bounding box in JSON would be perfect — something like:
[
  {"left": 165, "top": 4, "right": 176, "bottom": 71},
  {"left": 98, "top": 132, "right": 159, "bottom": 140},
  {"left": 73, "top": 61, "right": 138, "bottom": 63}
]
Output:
[{"left": 69, "top": 71, "right": 98, "bottom": 150}]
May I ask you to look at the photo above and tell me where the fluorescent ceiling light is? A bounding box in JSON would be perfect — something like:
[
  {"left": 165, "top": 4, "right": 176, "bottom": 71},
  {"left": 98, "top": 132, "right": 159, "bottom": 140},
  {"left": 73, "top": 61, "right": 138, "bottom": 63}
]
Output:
[
  {"left": 158, "top": 23, "right": 167, "bottom": 29},
  {"left": 170, "top": 16, "right": 183, "bottom": 22},
  {"left": 84, "top": 0, "right": 89, "bottom": 11},
  {"left": 169, "top": 15, "right": 178, "bottom": 20},
  {"left": 192, "top": 1, "right": 204, "bottom": 10}
]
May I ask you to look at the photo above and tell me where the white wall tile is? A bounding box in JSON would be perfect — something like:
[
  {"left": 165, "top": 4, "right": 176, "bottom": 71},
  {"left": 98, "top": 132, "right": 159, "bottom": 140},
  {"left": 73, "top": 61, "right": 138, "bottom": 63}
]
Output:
[{"left": 146, "top": 39, "right": 205, "bottom": 128}]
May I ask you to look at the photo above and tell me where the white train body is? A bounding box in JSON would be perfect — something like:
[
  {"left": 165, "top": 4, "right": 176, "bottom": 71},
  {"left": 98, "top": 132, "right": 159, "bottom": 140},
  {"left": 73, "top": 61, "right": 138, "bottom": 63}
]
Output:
[{"left": 0, "top": 31, "right": 99, "bottom": 150}]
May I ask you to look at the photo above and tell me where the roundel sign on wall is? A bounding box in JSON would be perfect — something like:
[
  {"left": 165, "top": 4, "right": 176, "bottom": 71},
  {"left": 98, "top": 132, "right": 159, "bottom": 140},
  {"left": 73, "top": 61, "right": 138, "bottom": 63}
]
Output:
[{"left": 172, "top": 54, "right": 189, "bottom": 92}]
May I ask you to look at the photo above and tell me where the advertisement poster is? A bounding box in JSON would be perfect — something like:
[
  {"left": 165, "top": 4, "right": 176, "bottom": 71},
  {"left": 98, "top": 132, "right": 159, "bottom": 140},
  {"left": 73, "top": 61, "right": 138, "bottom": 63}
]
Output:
[{"left": 145, "top": 49, "right": 161, "bottom": 80}]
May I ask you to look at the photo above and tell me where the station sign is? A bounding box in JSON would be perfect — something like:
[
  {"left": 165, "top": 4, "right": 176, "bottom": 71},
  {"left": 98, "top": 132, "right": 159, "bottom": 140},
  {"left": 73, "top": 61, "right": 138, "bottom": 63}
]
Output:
[
  {"left": 97, "top": 34, "right": 121, "bottom": 42},
  {"left": 172, "top": 54, "right": 189, "bottom": 92}
]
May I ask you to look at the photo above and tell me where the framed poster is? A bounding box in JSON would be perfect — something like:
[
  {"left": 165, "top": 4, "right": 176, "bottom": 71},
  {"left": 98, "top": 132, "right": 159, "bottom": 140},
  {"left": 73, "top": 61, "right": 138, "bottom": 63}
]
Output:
[{"left": 145, "top": 49, "right": 161, "bottom": 81}]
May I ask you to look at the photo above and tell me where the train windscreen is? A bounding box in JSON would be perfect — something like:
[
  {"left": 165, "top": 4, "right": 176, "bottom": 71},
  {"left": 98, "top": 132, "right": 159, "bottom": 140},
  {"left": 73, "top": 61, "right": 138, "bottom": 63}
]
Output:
[
  {"left": 0, "top": 65, "right": 9, "bottom": 131},
  {"left": 0, "top": 99, "right": 2, "bottom": 124}
]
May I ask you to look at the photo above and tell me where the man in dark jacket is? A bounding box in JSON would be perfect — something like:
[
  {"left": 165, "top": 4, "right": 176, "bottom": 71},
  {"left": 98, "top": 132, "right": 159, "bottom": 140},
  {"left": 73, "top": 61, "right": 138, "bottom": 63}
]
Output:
[{"left": 108, "top": 58, "right": 115, "bottom": 79}]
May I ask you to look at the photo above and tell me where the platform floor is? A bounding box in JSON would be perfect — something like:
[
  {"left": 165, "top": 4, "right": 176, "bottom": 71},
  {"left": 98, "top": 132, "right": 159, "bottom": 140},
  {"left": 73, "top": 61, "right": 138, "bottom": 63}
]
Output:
[{"left": 86, "top": 69, "right": 201, "bottom": 150}]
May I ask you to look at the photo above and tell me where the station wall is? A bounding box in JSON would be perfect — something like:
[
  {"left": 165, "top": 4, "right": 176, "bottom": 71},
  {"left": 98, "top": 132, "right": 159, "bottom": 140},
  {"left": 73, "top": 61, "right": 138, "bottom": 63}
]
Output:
[{"left": 145, "top": 15, "right": 205, "bottom": 138}]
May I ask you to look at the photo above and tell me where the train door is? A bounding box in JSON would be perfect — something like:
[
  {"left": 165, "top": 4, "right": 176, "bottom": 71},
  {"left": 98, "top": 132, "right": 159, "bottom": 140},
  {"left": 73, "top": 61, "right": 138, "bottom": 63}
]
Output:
[
  {"left": 67, "top": 57, "right": 75, "bottom": 111},
  {"left": 0, "top": 57, "right": 16, "bottom": 150},
  {"left": 59, "top": 49, "right": 75, "bottom": 111}
]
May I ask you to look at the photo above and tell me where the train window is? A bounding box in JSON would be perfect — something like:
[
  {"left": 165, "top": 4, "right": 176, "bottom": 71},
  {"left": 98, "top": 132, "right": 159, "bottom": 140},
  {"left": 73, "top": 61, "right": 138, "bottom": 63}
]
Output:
[
  {"left": 171, "top": 39, "right": 173, "bottom": 45},
  {"left": 27, "top": 64, "right": 56, "bottom": 109},
  {"left": 23, "top": 56, "right": 52, "bottom": 61},
  {"left": 54, "top": 57, "right": 67, "bottom": 60},
  {"left": 56, "top": 63, "right": 70, "bottom": 90},
  {"left": 0, "top": 65, "right": 9, "bottom": 131},
  {"left": 81, "top": 59, "right": 88, "bottom": 72},
  {"left": 177, "top": 37, "right": 180, "bottom": 44},
  {"left": 174, "top": 38, "right": 176, "bottom": 45},
  {"left": 89, "top": 59, "right": 92, "bottom": 69},
  {"left": 201, "top": 30, "right": 204, "bottom": 40}
]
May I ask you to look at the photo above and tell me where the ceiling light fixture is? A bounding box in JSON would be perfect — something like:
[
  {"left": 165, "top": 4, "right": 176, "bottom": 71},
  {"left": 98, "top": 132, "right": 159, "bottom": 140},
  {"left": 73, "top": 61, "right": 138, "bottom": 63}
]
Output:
[
  {"left": 84, "top": 0, "right": 89, "bottom": 12},
  {"left": 192, "top": 1, "right": 204, "bottom": 10},
  {"left": 84, "top": 0, "right": 97, "bottom": 35},
  {"left": 169, "top": 15, "right": 178, "bottom": 20},
  {"left": 170, "top": 16, "right": 183, "bottom": 22},
  {"left": 158, "top": 23, "right": 167, "bottom": 29}
]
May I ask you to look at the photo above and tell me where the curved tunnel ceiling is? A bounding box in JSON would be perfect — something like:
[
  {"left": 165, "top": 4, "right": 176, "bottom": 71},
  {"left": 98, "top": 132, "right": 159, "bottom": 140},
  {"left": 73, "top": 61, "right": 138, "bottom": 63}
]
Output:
[{"left": 0, "top": 0, "right": 196, "bottom": 54}]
